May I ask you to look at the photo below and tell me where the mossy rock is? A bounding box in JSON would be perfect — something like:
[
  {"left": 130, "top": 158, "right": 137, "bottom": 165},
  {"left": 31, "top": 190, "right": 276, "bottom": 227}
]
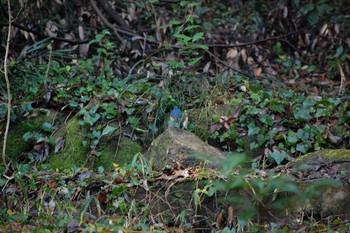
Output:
[
  {"left": 282, "top": 149, "right": 350, "bottom": 217},
  {"left": 145, "top": 128, "right": 225, "bottom": 170},
  {"left": 49, "top": 116, "right": 88, "bottom": 169},
  {"left": 288, "top": 149, "right": 350, "bottom": 168},
  {"left": 49, "top": 114, "right": 143, "bottom": 170},
  {"left": 95, "top": 136, "right": 143, "bottom": 169},
  {"left": 0, "top": 109, "right": 56, "bottom": 160}
]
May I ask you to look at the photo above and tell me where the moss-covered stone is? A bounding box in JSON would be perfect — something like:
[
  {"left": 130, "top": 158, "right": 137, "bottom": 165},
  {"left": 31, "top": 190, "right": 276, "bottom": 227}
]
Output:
[
  {"left": 49, "top": 116, "right": 88, "bottom": 169},
  {"left": 145, "top": 128, "right": 225, "bottom": 170},
  {"left": 0, "top": 109, "right": 55, "bottom": 160},
  {"left": 49, "top": 113, "right": 143, "bottom": 170},
  {"left": 290, "top": 149, "right": 350, "bottom": 166},
  {"left": 95, "top": 137, "right": 143, "bottom": 169}
]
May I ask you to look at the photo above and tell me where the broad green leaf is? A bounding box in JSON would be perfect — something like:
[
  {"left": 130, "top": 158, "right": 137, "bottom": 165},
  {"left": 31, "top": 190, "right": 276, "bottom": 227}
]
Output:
[
  {"left": 270, "top": 150, "right": 288, "bottom": 165},
  {"left": 248, "top": 123, "right": 260, "bottom": 136},
  {"left": 287, "top": 131, "right": 299, "bottom": 145},
  {"left": 259, "top": 115, "right": 273, "bottom": 126},
  {"left": 336, "top": 46, "right": 344, "bottom": 56},
  {"left": 102, "top": 125, "right": 116, "bottom": 136},
  {"left": 192, "top": 44, "right": 208, "bottom": 50},
  {"left": 42, "top": 122, "right": 54, "bottom": 133},
  {"left": 293, "top": 108, "right": 310, "bottom": 121},
  {"left": 296, "top": 143, "right": 306, "bottom": 153},
  {"left": 170, "top": 20, "right": 182, "bottom": 26},
  {"left": 192, "top": 32, "right": 204, "bottom": 42},
  {"left": 175, "top": 34, "right": 192, "bottom": 43},
  {"left": 189, "top": 56, "right": 202, "bottom": 66},
  {"left": 270, "top": 100, "right": 284, "bottom": 113}
]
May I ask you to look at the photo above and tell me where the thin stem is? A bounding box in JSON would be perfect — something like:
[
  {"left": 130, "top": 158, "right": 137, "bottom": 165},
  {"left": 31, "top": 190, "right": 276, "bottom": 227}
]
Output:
[{"left": 2, "top": 0, "right": 12, "bottom": 167}]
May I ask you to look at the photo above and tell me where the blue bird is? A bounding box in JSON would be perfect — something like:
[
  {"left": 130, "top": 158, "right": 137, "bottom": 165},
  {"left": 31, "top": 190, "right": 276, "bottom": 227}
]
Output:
[{"left": 170, "top": 106, "right": 182, "bottom": 123}]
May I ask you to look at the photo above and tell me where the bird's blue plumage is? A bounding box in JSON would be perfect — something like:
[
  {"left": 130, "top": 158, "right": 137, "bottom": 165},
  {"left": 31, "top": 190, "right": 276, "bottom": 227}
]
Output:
[{"left": 170, "top": 106, "right": 182, "bottom": 122}]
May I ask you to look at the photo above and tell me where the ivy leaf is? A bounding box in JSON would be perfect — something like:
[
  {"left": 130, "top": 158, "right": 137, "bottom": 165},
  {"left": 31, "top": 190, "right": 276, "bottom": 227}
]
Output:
[
  {"left": 270, "top": 100, "right": 284, "bottom": 113},
  {"left": 248, "top": 123, "right": 260, "bottom": 136},
  {"left": 259, "top": 115, "right": 273, "bottom": 126},
  {"left": 296, "top": 143, "right": 307, "bottom": 153},
  {"left": 42, "top": 122, "right": 54, "bottom": 133},
  {"left": 293, "top": 107, "right": 310, "bottom": 121},
  {"left": 270, "top": 149, "right": 288, "bottom": 165},
  {"left": 101, "top": 125, "right": 116, "bottom": 136}
]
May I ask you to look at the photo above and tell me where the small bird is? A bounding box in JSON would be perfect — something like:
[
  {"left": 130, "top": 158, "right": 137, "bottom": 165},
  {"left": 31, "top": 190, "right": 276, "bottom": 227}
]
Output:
[{"left": 170, "top": 106, "right": 182, "bottom": 123}]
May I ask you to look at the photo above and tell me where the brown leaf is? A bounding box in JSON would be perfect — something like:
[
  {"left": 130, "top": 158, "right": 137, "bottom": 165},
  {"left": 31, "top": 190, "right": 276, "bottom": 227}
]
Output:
[
  {"left": 254, "top": 67, "right": 262, "bottom": 76},
  {"left": 97, "top": 190, "right": 107, "bottom": 204},
  {"left": 328, "top": 132, "right": 341, "bottom": 144},
  {"left": 227, "top": 205, "right": 235, "bottom": 228},
  {"left": 114, "top": 174, "right": 124, "bottom": 184},
  {"left": 215, "top": 208, "right": 223, "bottom": 228},
  {"left": 226, "top": 116, "right": 237, "bottom": 124},
  {"left": 209, "top": 123, "right": 221, "bottom": 133}
]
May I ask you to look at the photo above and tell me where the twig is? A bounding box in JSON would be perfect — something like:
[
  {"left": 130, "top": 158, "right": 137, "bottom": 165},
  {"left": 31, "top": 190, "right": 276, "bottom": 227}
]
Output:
[
  {"left": 337, "top": 64, "right": 345, "bottom": 97},
  {"left": 90, "top": 0, "right": 123, "bottom": 41},
  {"left": 1, "top": 0, "right": 12, "bottom": 167},
  {"left": 0, "top": 21, "right": 91, "bottom": 45}
]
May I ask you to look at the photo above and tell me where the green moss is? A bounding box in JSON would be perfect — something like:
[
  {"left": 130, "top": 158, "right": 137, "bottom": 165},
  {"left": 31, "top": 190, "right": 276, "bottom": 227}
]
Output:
[
  {"left": 95, "top": 137, "right": 143, "bottom": 169},
  {"left": 49, "top": 117, "right": 88, "bottom": 169},
  {"left": 292, "top": 149, "right": 350, "bottom": 166},
  {"left": 1, "top": 110, "right": 53, "bottom": 160},
  {"left": 48, "top": 113, "right": 143, "bottom": 170}
]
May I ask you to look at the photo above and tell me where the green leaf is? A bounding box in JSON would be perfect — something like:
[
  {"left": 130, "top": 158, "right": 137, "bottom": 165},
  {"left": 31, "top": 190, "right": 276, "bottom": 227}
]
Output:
[
  {"left": 270, "top": 100, "right": 284, "bottom": 113},
  {"left": 167, "top": 60, "right": 184, "bottom": 69},
  {"left": 98, "top": 166, "right": 104, "bottom": 174},
  {"left": 192, "top": 44, "right": 208, "bottom": 50},
  {"left": 184, "top": 25, "right": 199, "bottom": 31},
  {"left": 189, "top": 56, "right": 202, "bottom": 66},
  {"left": 259, "top": 115, "right": 273, "bottom": 126},
  {"left": 250, "top": 92, "right": 261, "bottom": 103},
  {"left": 249, "top": 142, "right": 259, "bottom": 150},
  {"left": 170, "top": 20, "right": 182, "bottom": 26},
  {"left": 293, "top": 107, "right": 310, "bottom": 121},
  {"left": 175, "top": 34, "right": 192, "bottom": 43},
  {"left": 296, "top": 143, "right": 306, "bottom": 153},
  {"left": 102, "top": 125, "right": 116, "bottom": 136},
  {"left": 270, "top": 150, "right": 288, "bottom": 165},
  {"left": 69, "top": 100, "right": 79, "bottom": 108},
  {"left": 248, "top": 123, "right": 260, "bottom": 136},
  {"left": 336, "top": 46, "right": 344, "bottom": 56},
  {"left": 303, "top": 99, "right": 316, "bottom": 108},
  {"left": 287, "top": 131, "right": 299, "bottom": 145},
  {"left": 42, "top": 122, "right": 54, "bottom": 133},
  {"left": 307, "top": 65, "right": 317, "bottom": 72},
  {"left": 192, "top": 32, "right": 204, "bottom": 42}
]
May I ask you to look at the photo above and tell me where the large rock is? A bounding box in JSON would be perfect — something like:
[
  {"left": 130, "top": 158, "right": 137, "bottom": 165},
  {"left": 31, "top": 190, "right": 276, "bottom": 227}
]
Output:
[
  {"left": 281, "top": 149, "right": 350, "bottom": 218},
  {"left": 50, "top": 112, "right": 143, "bottom": 169},
  {"left": 0, "top": 108, "right": 61, "bottom": 160},
  {"left": 143, "top": 149, "right": 350, "bottom": 226},
  {"left": 145, "top": 127, "right": 225, "bottom": 170}
]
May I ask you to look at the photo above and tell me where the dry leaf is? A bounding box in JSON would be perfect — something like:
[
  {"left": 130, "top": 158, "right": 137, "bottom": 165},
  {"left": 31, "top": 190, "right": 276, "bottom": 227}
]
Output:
[
  {"left": 283, "top": 6, "right": 288, "bottom": 18},
  {"left": 215, "top": 209, "right": 223, "bottom": 228},
  {"left": 255, "top": 67, "right": 262, "bottom": 76},
  {"left": 226, "top": 48, "right": 238, "bottom": 59},
  {"left": 97, "top": 190, "right": 107, "bottom": 204},
  {"left": 227, "top": 205, "right": 235, "bottom": 228},
  {"left": 320, "top": 24, "right": 328, "bottom": 36}
]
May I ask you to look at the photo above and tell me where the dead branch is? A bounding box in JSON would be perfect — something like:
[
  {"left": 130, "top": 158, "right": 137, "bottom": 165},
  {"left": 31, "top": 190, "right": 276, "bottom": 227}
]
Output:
[{"left": 2, "top": 0, "right": 12, "bottom": 167}]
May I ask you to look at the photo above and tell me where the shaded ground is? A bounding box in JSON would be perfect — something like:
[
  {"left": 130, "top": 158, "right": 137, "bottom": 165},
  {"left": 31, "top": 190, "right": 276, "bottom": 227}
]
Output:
[{"left": 1, "top": 0, "right": 350, "bottom": 232}]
